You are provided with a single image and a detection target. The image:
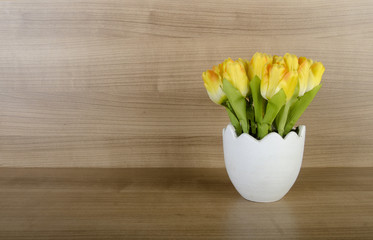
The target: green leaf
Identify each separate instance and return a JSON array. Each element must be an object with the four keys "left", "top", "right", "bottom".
[
  {"left": 257, "top": 123, "right": 269, "bottom": 139},
  {"left": 225, "top": 104, "right": 242, "bottom": 135},
  {"left": 256, "top": 89, "right": 286, "bottom": 139},
  {"left": 283, "top": 85, "right": 322, "bottom": 135},
  {"left": 276, "top": 102, "right": 291, "bottom": 137},
  {"left": 222, "top": 78, "right": 248, "bottom": 133},
  {"left": 275, "top": 84, "right": 299, "bottom": 133},
  {"left": 263, "top": 89, "right": 286, "bottom": 125},
  {"left": 275, "top": 105, "right": 285, "bottom": 130},
  {"left": 275, "top": 85, "right": 299, "bottom": 137}
]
